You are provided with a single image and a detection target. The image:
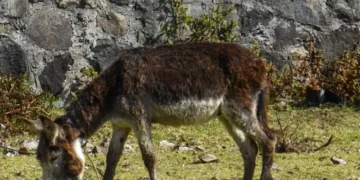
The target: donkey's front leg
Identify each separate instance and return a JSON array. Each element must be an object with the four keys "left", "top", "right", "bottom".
[
  {"left": 104, "top": 125, "right": 131, "bottom": 180},
  {"left": 134, "top": 120, "right": 158, "bottom": 180}
]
